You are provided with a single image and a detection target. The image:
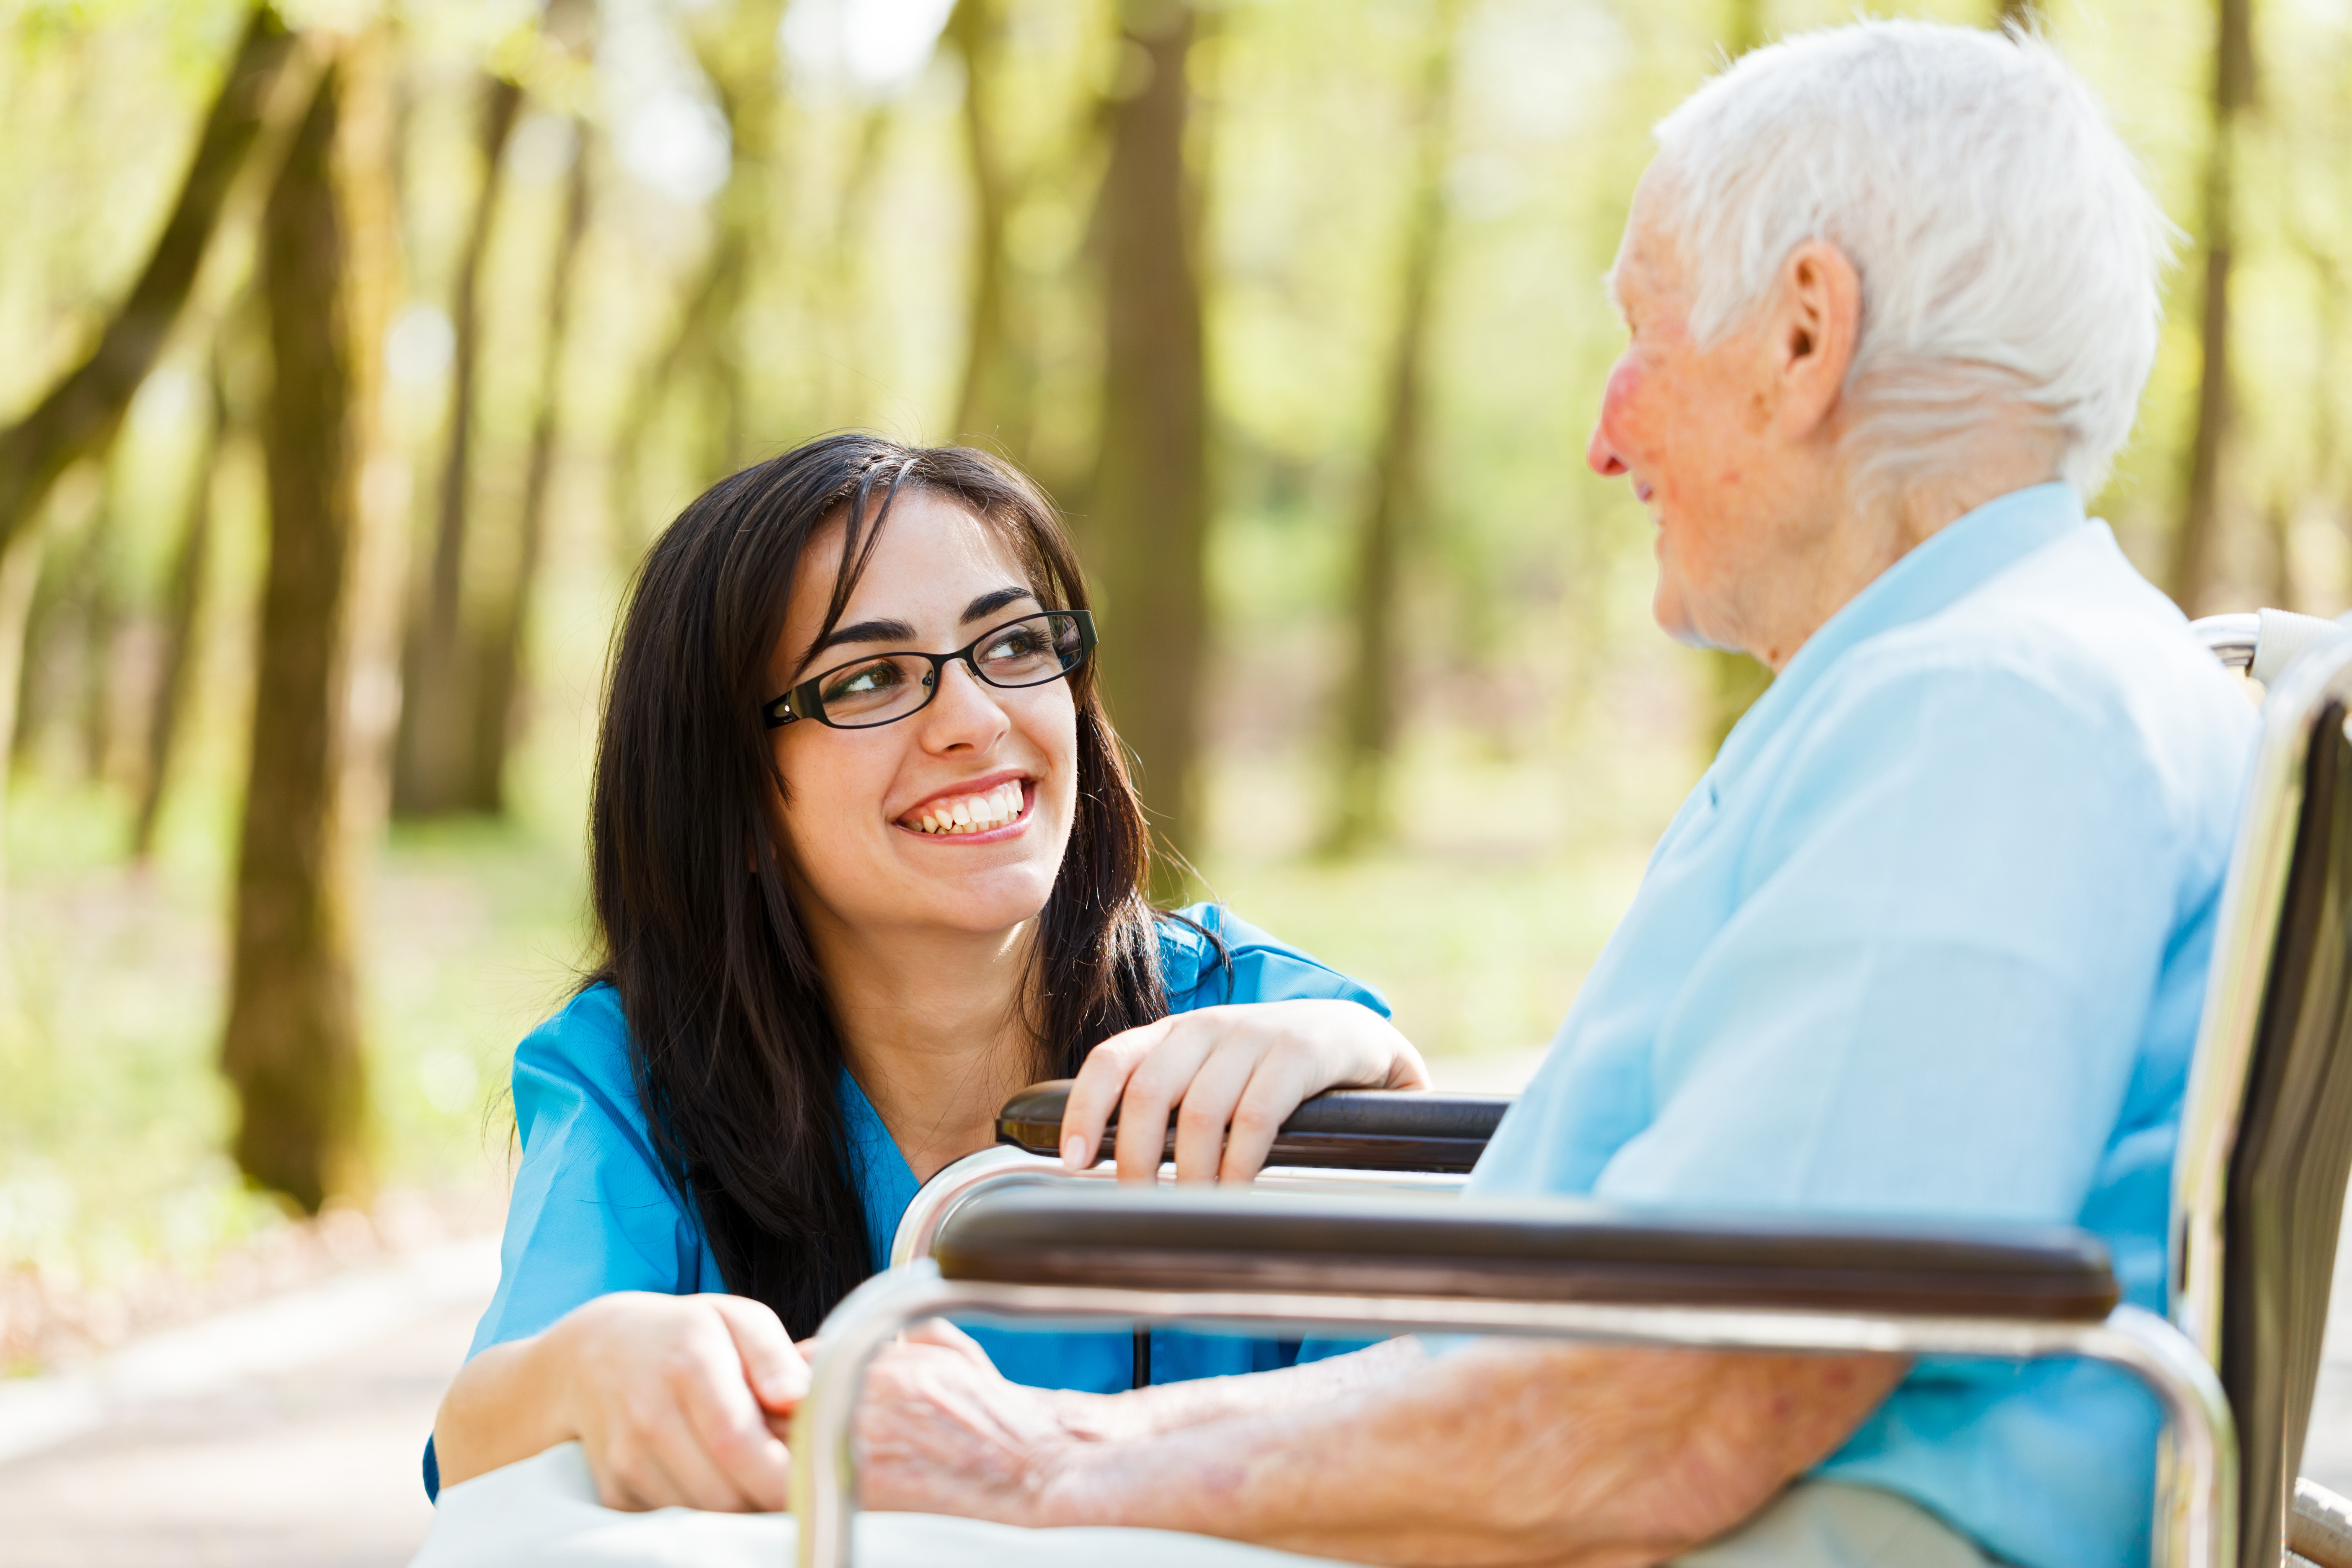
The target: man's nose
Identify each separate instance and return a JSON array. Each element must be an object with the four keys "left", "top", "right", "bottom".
[{"left": 1587, "top": 421, "right": 1628, "bottom": 478}]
